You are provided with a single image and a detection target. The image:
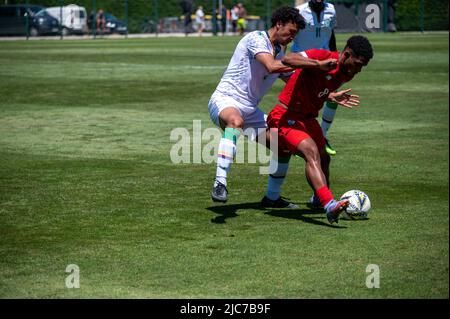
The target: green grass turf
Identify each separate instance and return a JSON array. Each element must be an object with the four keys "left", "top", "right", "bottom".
[{"left": 0, "top": 32, "right": 448, "bottom": 298}]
